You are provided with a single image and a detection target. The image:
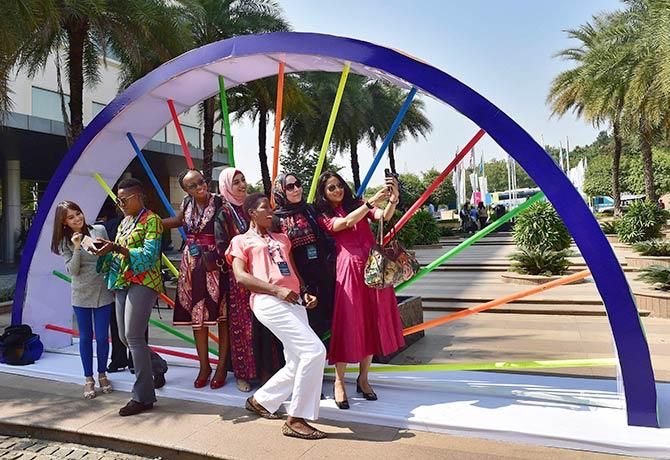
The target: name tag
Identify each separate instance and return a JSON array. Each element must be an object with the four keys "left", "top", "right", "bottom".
[
  {"left": 306, "top": 244, "right": 318, "bottom": 260},
  {"left": 110, "top": 257, "right": 122, "bottom": 273},
  {"left": 277, "top": 261, "right": 291, "bottom": 276},
  {"left": 188, "top": 243, "right": 201, "bottom": 257}
]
